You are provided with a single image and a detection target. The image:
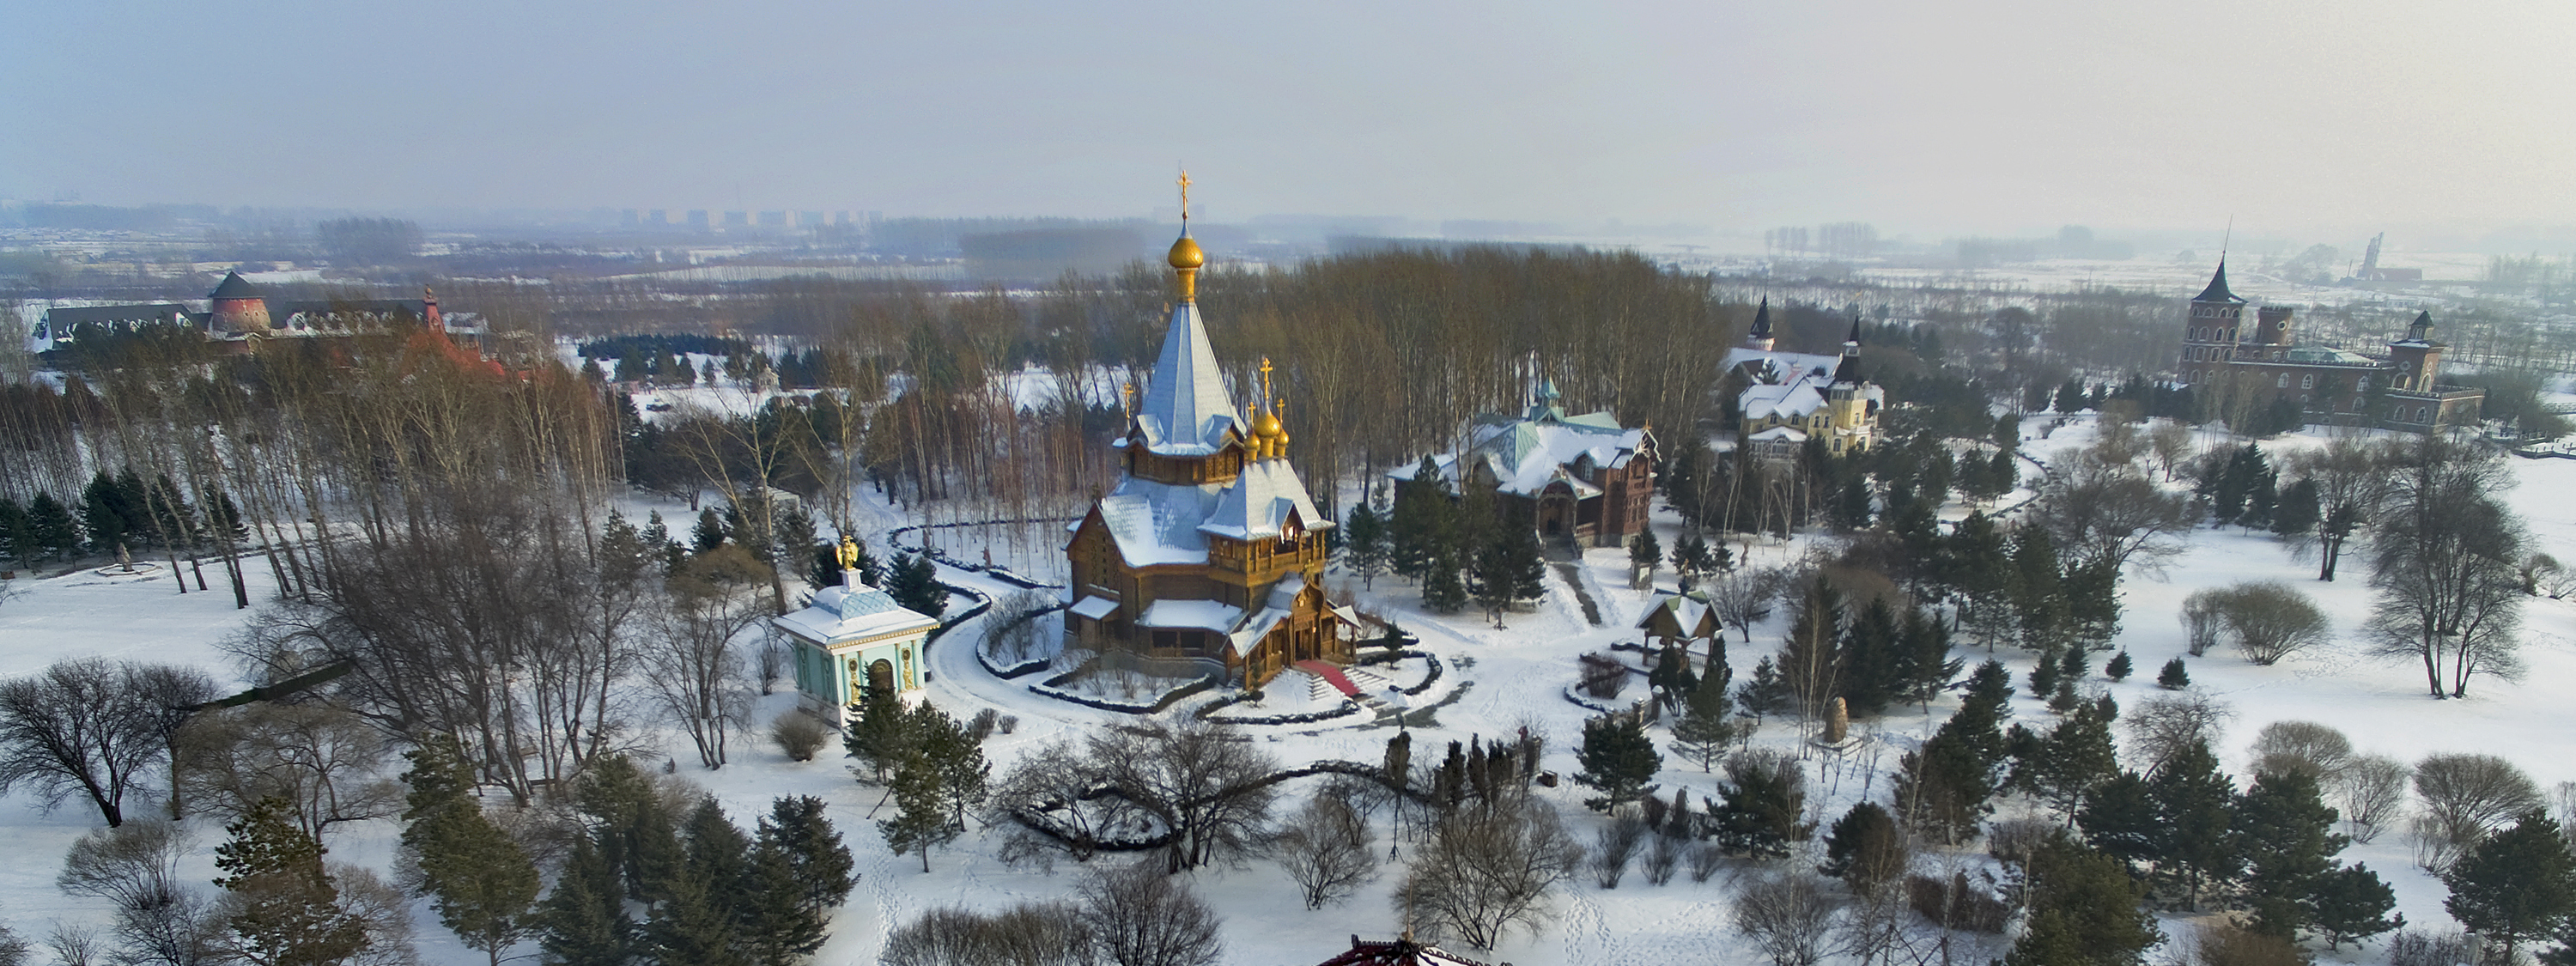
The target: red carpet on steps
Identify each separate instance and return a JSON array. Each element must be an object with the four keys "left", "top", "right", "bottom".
[{"left": 1295, "top": 660, "right": 1363, "bottom": 697}]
